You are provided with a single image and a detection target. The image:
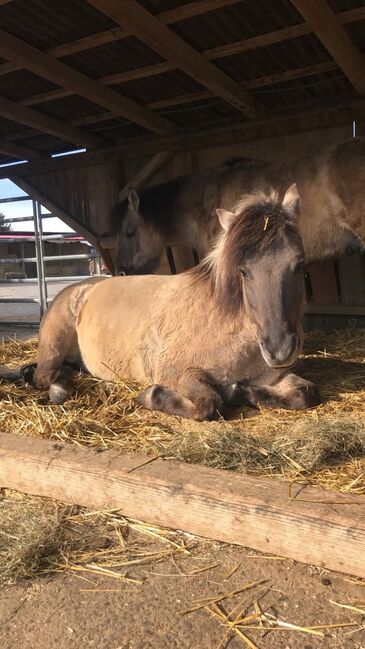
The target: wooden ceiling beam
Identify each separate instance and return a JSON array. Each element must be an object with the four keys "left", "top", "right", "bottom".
[
  {"left": 0, "top": 94, "right": 104, "bottom": 148},
  {"left": 3, "top": 59, "right": 342, "bottom": 142},
  {"left": 2, "top": 97, "right": 364, "bottom": 182},
  {"left": 0, "top": 29, "right": 175, "bottom": 135},
  {"left": 0, "top": 139, "right": 42, "bottom": 160},
  {"left": 14, "top": 6, "right": 365, "bottom": 112},
  {"left": 290, "top": 0, "right": 365, "bottom": 96},
  {"left": 86, "top": 0, "right": 266, "bottom": 118},
  {"left": 0, "top": 0, "right": 243, "bottom": 77}
]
